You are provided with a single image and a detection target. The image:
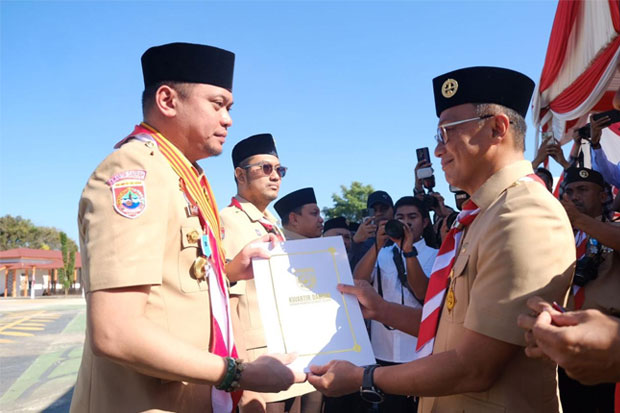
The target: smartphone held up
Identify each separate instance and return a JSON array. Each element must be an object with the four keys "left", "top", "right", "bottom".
[{"left": 416, "top": 147, "right": 433, "bottom": 180}]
